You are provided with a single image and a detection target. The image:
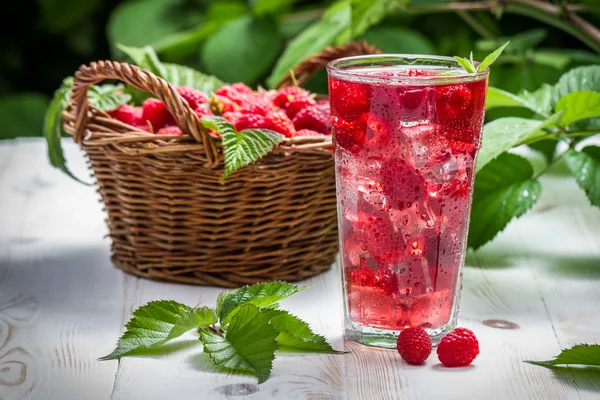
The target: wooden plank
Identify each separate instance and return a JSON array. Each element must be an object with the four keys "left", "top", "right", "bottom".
[{"left": 0, "top": 140, "right": 123, "bottom": 400}]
